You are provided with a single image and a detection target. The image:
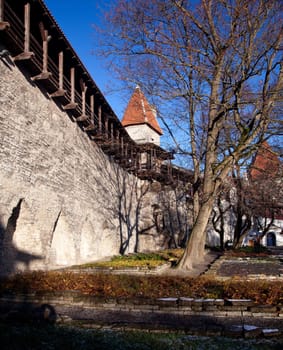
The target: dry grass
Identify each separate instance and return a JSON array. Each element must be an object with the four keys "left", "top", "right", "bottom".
[
  {"left": 0, "top": 271, "right": 282, "bottom": 305},
  {"left": 0, "top": 249, "right": 282, "bottom": 305}
]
